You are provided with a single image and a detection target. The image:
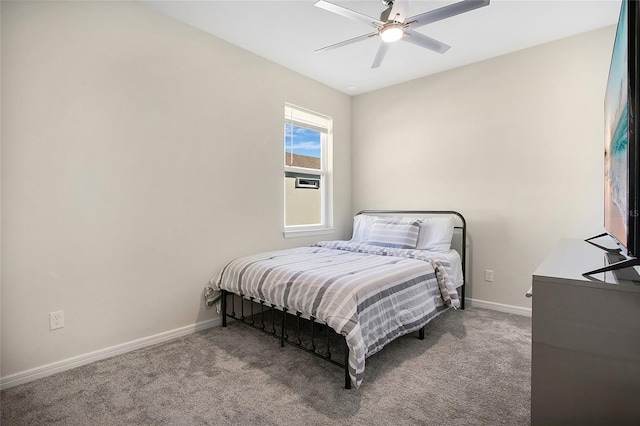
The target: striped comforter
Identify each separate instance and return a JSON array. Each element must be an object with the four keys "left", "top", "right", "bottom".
[{"left": 204, "top": 241, "right": 460, "bottom": 388}]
